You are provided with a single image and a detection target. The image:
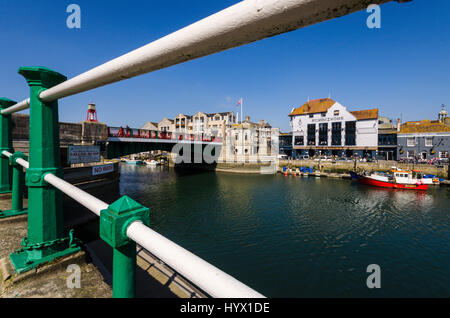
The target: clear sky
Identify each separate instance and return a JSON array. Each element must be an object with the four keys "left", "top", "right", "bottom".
[{"left": 0, "top": 0, "right": 448, "bottom": 132}]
